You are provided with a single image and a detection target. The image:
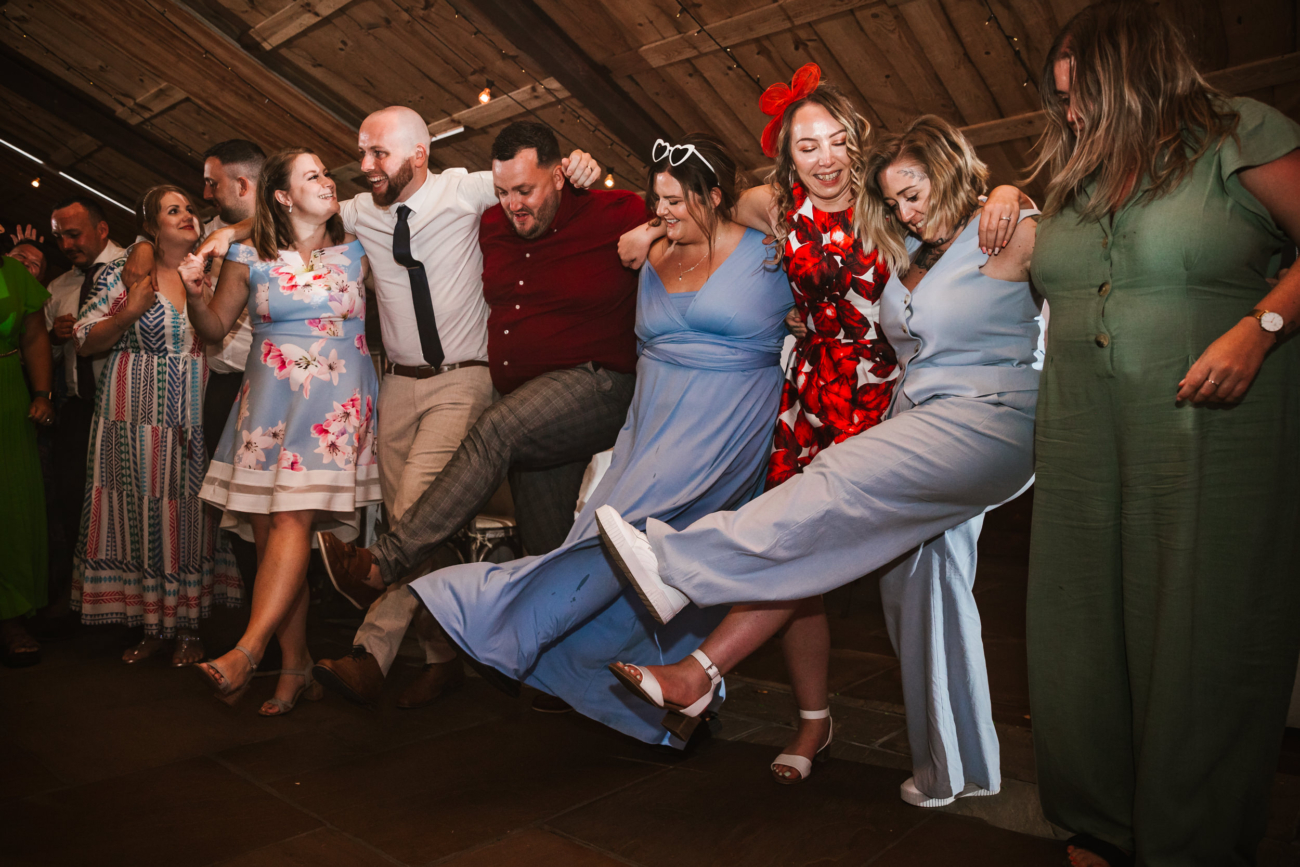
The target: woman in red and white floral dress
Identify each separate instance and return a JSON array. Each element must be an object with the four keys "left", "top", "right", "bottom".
[{"left": 621, "top": 64, "right": 1025, "bottom": 782}]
